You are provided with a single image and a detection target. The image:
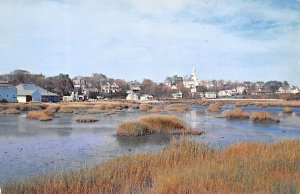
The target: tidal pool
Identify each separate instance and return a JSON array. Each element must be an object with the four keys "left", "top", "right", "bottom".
[{"left": 0, "top": 105, "right": 300, "bottom": 183}]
